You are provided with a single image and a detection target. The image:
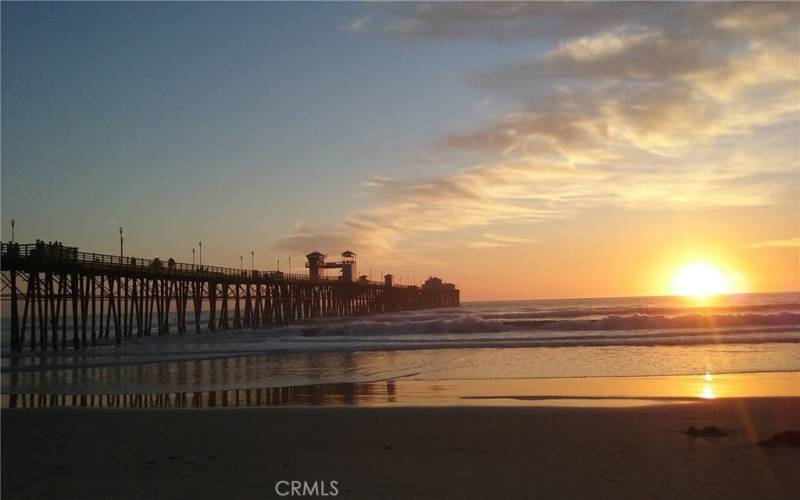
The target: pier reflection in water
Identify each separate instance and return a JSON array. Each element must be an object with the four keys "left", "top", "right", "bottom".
[
  {"left": 4, "top": 372, "right": 797, "bottom": 409},
  {"left": 3, "top": 381, "right": 398, "bottom": 409}
]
